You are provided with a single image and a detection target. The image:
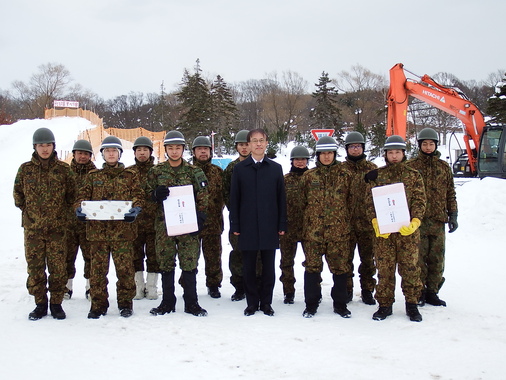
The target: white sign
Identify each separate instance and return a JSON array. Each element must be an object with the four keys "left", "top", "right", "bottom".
[
  {"left": 54, "top": 100, "right": 79, "bottom": 108},
  {"left": 371, "top": 183, "right": 411, "bottom": 234},
  {"left": 163, "top": 185, "right": 198, "bottom": 236},
  {"left": 81, "top": 200, "right": 132, "bottom": 220}
]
